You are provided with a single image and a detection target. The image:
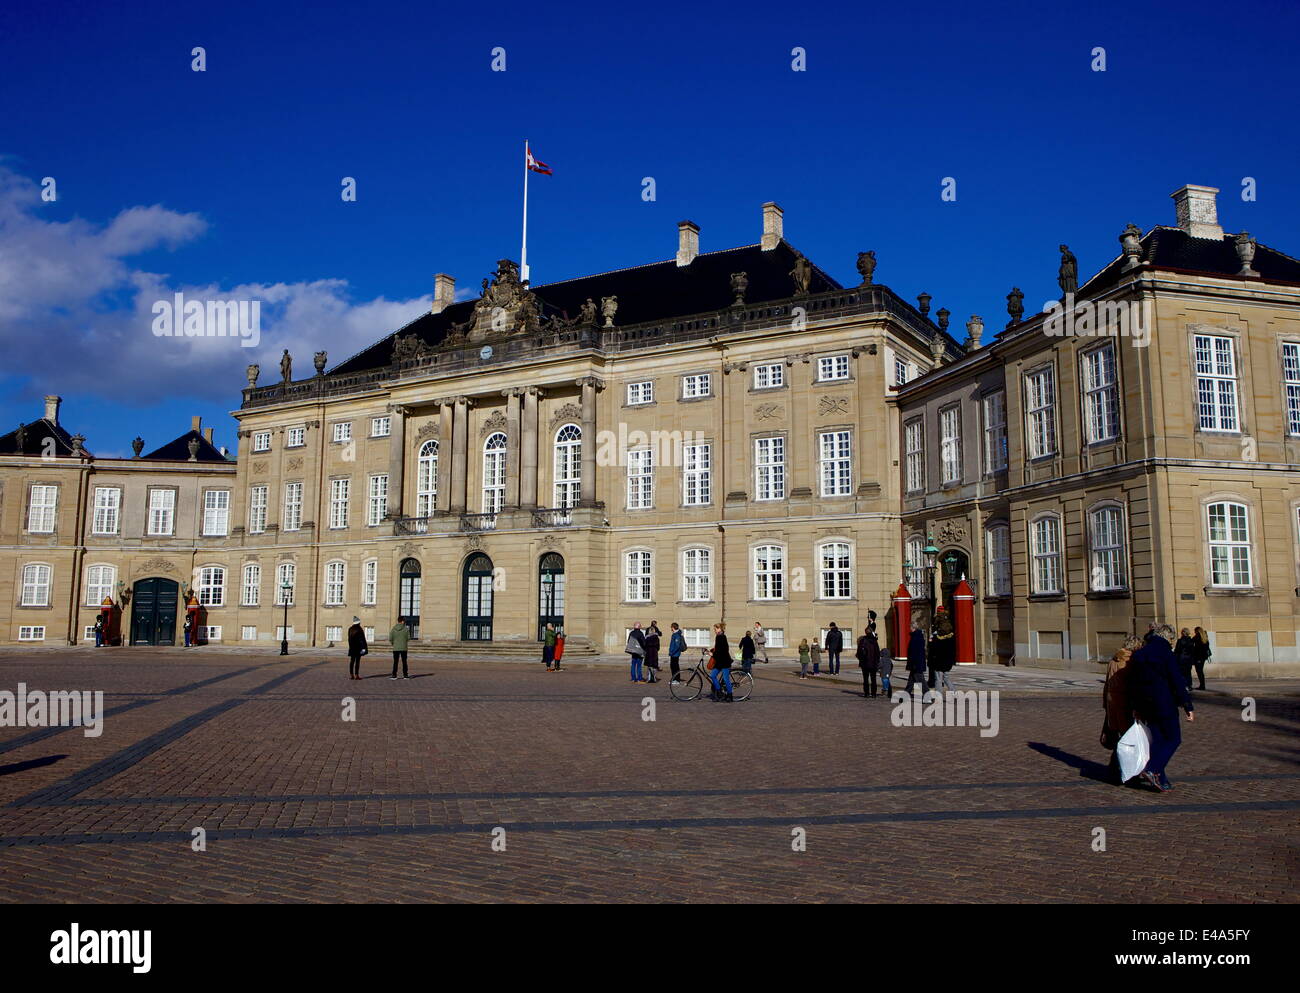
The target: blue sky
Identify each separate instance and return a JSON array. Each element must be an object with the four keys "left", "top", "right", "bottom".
[{"left": 2, "top": 0, "right": 1297, "bottom": 456}]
